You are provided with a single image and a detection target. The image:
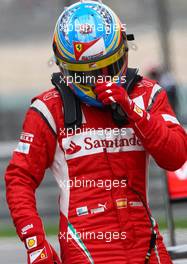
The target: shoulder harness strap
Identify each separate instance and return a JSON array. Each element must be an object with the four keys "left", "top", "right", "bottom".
[{"left": 51, "top": 72, "right": 82, "bottom": 129}]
